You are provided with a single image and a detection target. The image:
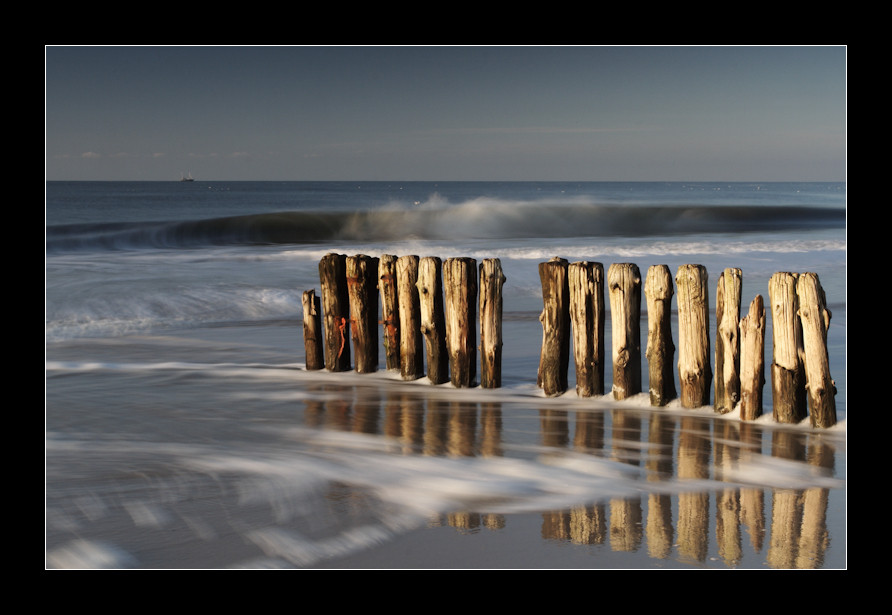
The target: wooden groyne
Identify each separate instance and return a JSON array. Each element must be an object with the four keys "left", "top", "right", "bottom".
[{"left": 303, "top": 253, "right": 837, "bottom": 428}]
